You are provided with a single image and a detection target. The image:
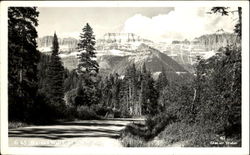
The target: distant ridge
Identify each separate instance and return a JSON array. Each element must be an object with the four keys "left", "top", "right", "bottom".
[{"left": 96, "top": 43, "right": 187, "bottom": 75}]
